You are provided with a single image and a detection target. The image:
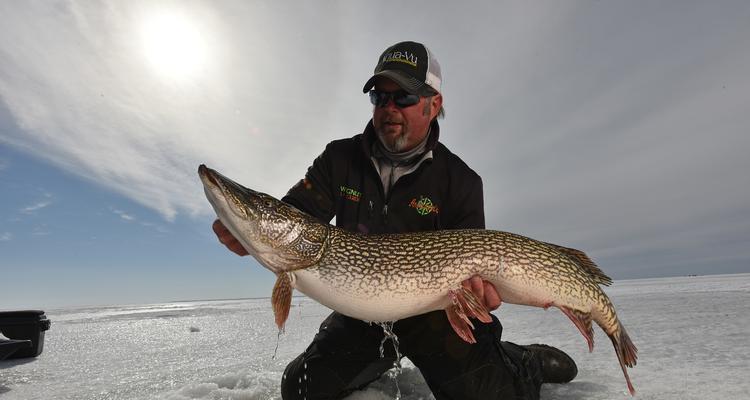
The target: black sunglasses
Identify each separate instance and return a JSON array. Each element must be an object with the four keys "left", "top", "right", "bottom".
[{"left": 369, "top": 90, "right": 421, "bottom": 108}]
